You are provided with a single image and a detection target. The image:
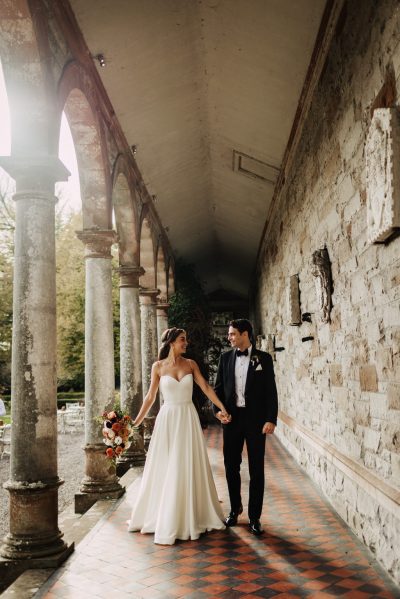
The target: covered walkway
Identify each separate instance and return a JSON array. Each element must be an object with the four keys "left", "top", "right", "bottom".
[{"left": 19, "top": 427, "right": 398, "bottom": 599}]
